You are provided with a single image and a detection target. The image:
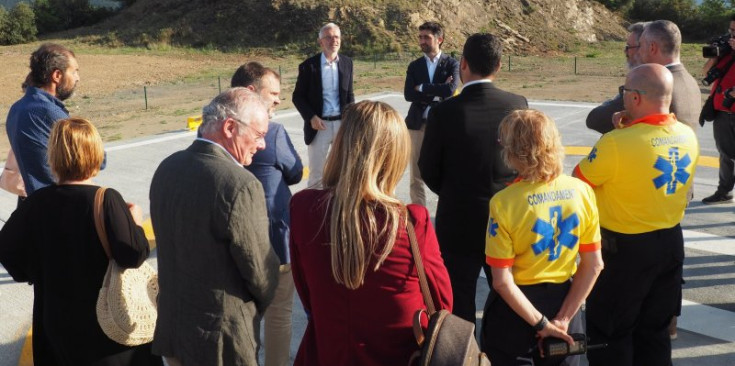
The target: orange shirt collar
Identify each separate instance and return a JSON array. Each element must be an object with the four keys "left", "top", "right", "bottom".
[{"left": 627, "top": 113, "right": 676, "bottom": 127}]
